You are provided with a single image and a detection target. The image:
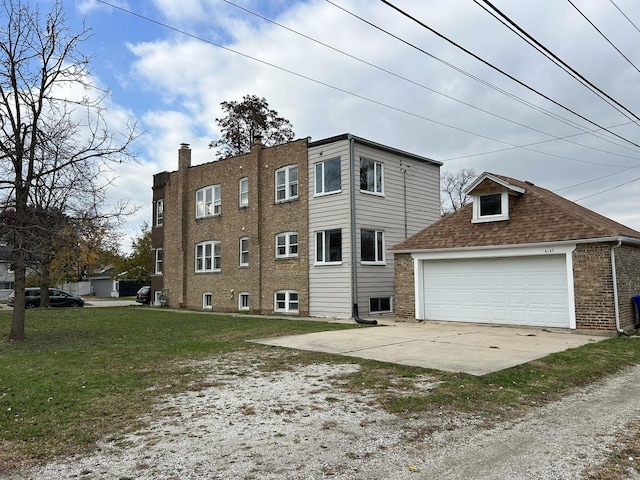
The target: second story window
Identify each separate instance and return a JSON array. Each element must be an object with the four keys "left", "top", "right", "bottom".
[
  {"left": 155, "top": 199, "right": 164, "bottom": 226},
  {"left": 275, "top": 165, "right": 298, "bottom": 202},
  {"left": 239, "top": 177, "right": 248, "bottom": 208},
  {"left": 196, "top": 185, "right": 221, "bottom": 218},
  {"left": 360, "top": 158, "right": 383, "bottom": 194},
  {"left": 276, "top": 232, "right": 298, "bottom": 258},
  {"left": 315, "top": 158, "right": 341, "bottom": 195},
  {"left": 195, "top": 241, "right": 221, "bottom": 272}
]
